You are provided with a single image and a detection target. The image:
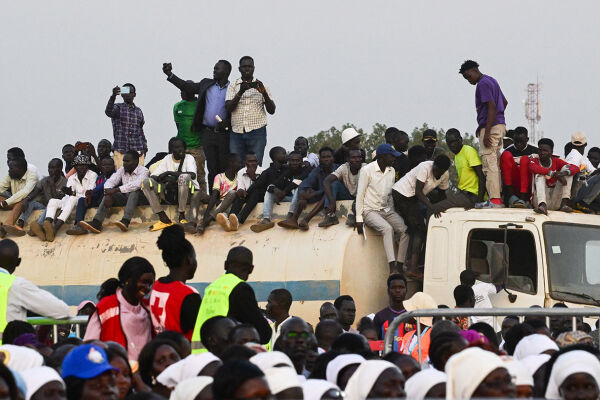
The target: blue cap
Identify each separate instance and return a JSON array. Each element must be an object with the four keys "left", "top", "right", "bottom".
[
  {"left": 61, "top": 344, "right": 117, "bottom": 379},
  {"left": 376, "top": 143, "right": 402, "bottom": 157}
]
